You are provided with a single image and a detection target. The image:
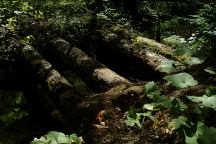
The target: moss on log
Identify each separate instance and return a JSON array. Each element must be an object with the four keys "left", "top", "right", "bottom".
[{"left": 102, "top": 31, "right": 186, "bottom": 73}]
